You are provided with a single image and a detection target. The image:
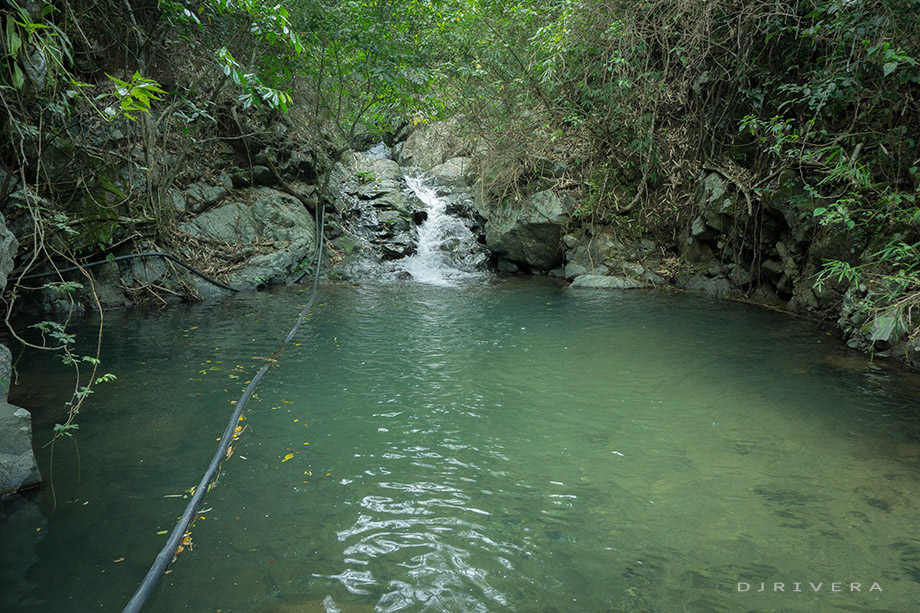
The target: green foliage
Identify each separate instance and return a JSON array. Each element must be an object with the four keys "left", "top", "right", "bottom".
[
  {"left": 102, "top": 71, "right": 166, "bottom": 120},
  {"left": 1, "top": 1, "right": 70, "bottom": 92},
  {"left": 26, "top": 317, "right": 116, "bottom": 439}
]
